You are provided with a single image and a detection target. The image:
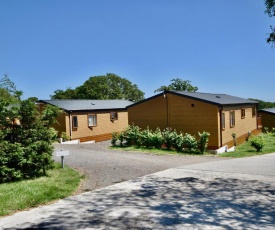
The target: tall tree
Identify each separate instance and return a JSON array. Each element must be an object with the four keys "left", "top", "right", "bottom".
[
  {"left": 0, "top": 79, "right": 61, "bottom": 183},
  {"left": 154, "top": 78, "right": 198, "bottom": 93},
  {"left": 0, "top": 74, "right": 23, "bottom": 103},
  {"left": 265, "top": 0, "right": 275, "bottom": 45},
  {"left": 51, "top": 73, "right": 145, "bottom": 102}
]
